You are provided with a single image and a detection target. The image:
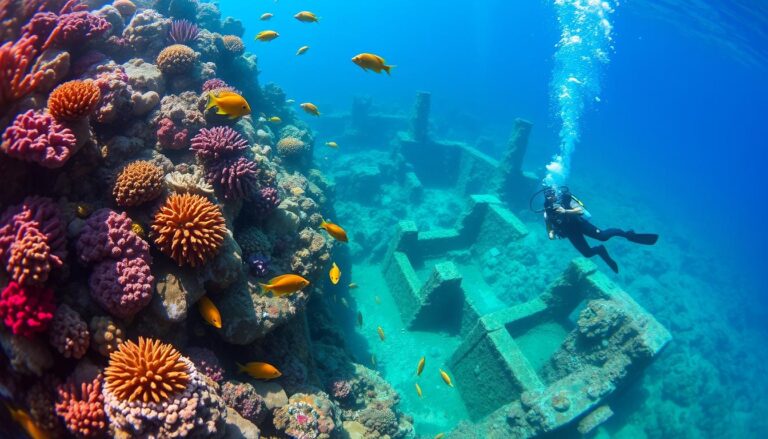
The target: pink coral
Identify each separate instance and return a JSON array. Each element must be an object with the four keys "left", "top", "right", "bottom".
[
  {"left": 205, "top": 156, "right": 258, "bottom": 200},
  {"left": 6, "top": 223, "right": 63, "bottom": 286},
  {"left": 202, "top": 78, "right": 237, "bottom": 94},
  {"left": 0, "top": 35, "right": 46, "bottom": 112},
  {"left": 45, "top": 11, "right": 111, "bottom": 49},
  {"left": 186, "top": 347, "right": 225, "bottom": 383},
  {"left": 191, "top": 126, "right": 248, "bottom": 161},
  {"left": 92, "top": 65, "right": 132, "bottom": 124},
  {"left": 55, "top": 375, "right": 107, "bottom": 438},
  {"left": 75, "top": 209, "right": 149, "bottom": 264},
  {"left": 1, "top": 109, "right": 77, "bottom": 168},
  {"left": 156, "top": 117, "right": 189, "bottom": 149},
  {"left": 49, "top": 303, "right": 89, "bottom": 359},
  {"left": 89, "top": 257, "right": 154, "bottom": 320},
  {"left": 0, "top": 281, "right": 55, "bottom": 338}
]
